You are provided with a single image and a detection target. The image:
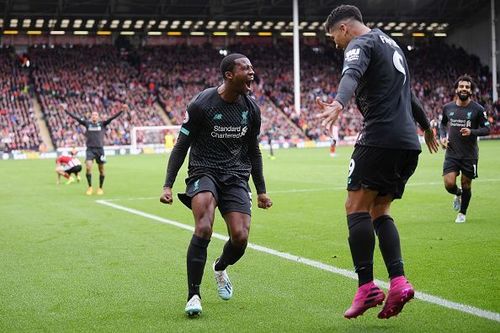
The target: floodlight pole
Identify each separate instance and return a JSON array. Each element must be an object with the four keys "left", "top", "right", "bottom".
[
  {"left": 293, "top": 0, "right": 301, "bottom": 114},
  {"left": 491, "top": 0, "right": 498, "bottom": 102}
]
